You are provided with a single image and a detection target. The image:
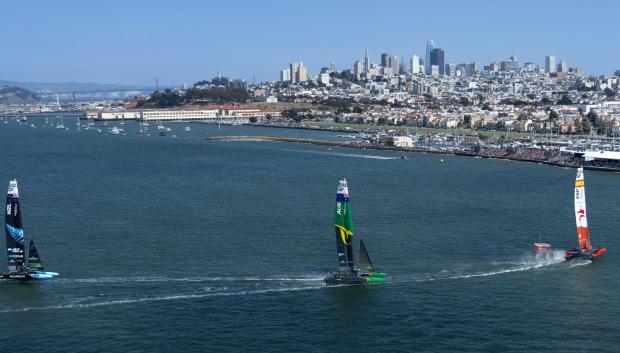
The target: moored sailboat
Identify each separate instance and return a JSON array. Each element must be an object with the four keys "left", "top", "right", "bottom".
[
  {"left": 564, "top": 167, "right": 607, "bottom": 260},
  {"left": 1, "top": 180, "right": 59, "bottom": 280},
  {"left": 324, "top": 179, "right": 386, "bottom": 285}
]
